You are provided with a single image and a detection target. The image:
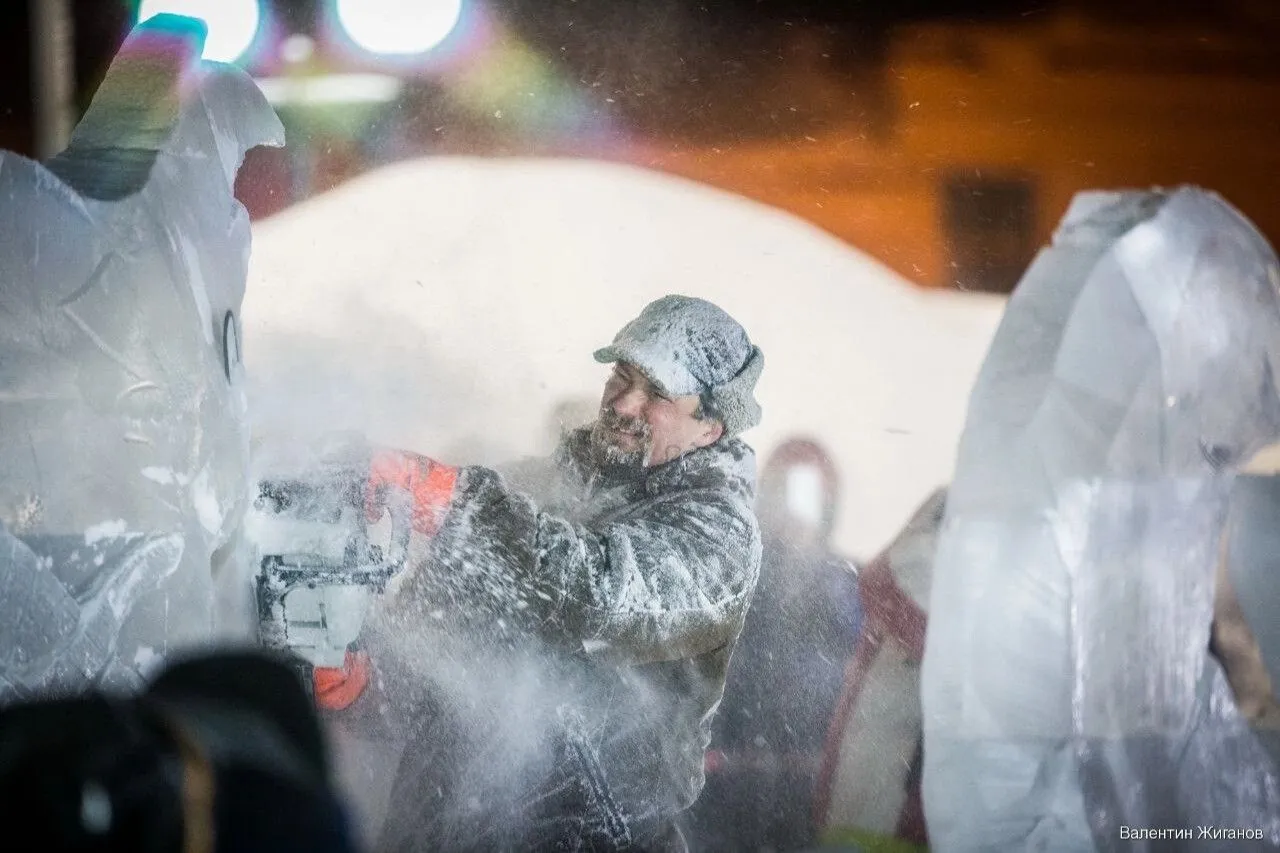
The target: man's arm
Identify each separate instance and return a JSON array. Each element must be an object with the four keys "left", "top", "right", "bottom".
[{"left": 398, "top": 465, "right": 762, "bottom": 666}]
